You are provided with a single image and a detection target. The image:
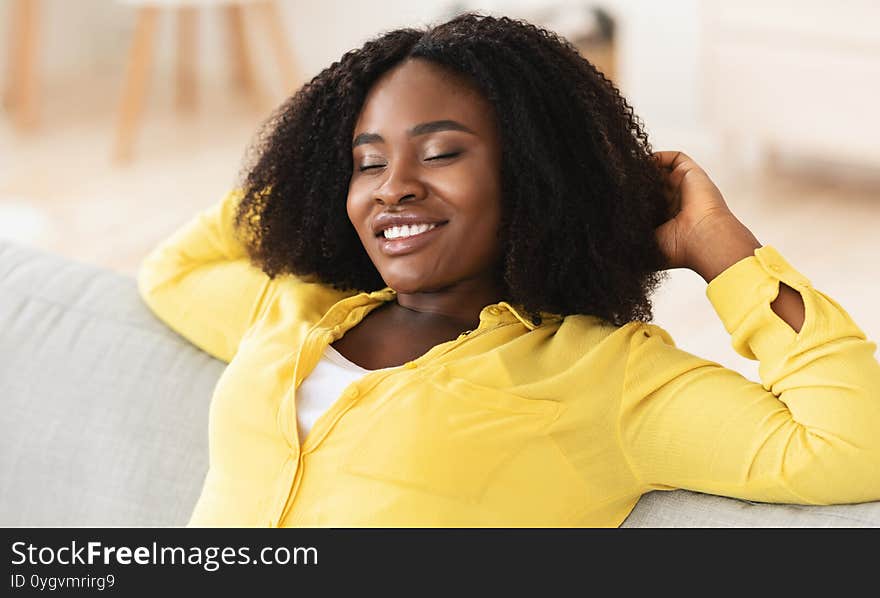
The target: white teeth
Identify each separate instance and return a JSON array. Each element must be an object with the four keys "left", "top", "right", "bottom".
[{"left": 383, "top": 223, "right": 438, "bottom": 239}]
